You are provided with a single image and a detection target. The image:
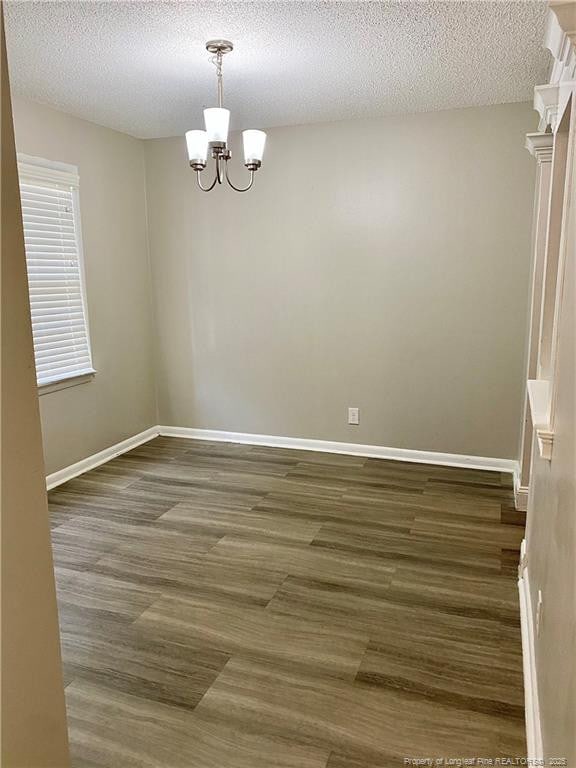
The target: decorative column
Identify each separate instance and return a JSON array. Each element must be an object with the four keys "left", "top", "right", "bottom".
[
  {"left": 515, "top": 0, "right": 574, "bottom": 509},
  {"left": 515, "top": 133, "right": 554, "bottom": 510},
  {"left": 516, "top": 4, "right": 575, "bottom": 764},
  {"left": 523, "top": 0, "right": 576, "bottom": 471}
]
